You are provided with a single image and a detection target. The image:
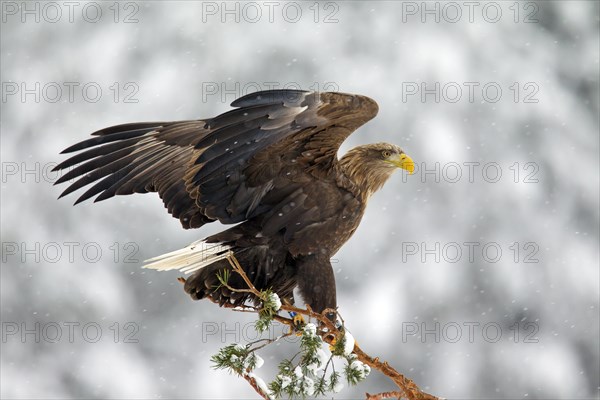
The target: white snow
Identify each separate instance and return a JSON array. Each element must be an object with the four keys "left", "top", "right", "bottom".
[
  {"left": 293, "top": 365, "right": 303, "bottom": 378},
  {"left": 333, "top": 380, "right": 344, "bottom": 393},
  {"left": 242, "top": 352, "right": 264, "bottom": 372},
  {"left": 306, "top": 348, "right": 329, "bottom": 374},
  {"left": 253, "top": 354, "right": 264, "bottom": 369},
  {"left": 349, "top": 360, "right": 371, "bottom": 380},
  {"left": 278, "top": 375, "right": 292, "bottom": 389},
  {"left": 268, "top": 293, "right": 282, "bottom": 311},
  {"left": 303, "top": 323, "right": 317, "bottom": 338},
  {"left": 301, "top": 376, "right": 315, "bottom": 396},
  {"left": 233, "top": 343, "right": 245, "bottom": 352},
  {"left": 343, "top": 331, "right": 356, "bottom": 355}
]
